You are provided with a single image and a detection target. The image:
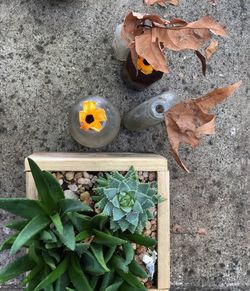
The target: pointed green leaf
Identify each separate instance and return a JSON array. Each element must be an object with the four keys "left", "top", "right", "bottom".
[
  {"left": 28, "top": 242, "right": 41, "bottom": 264},
  {"left": 59, "top": 199, "right": 92, "bottom": 214},
  {"left": 102, "top": 202, "right": 113, "bottom": 216},
  {"left": 34, "top": 256, "right": 69, "bottom": 291},
  {"left": 126, "top": 212, "right": 139, "bottom": 227},
  {"left": 115, "top": 269, "right": 146, "bottom": 289},
  {"left": 75, "top": 243, "right": 90, "bottom": 256},
  {"left": 51, "top": 213, "right": 63, "bottom": 235},
  {"left": 106, "top": 278, "right": 123, "bottom": 291},
  {"left": 119, "top": 232, "right": 157, "bottom": 247},
  {"left": 111, "top": 196, "right": 120, "bottom": 208},
  {"left": 89, "top": 275, "right": 99, "bottom": 289},
  {"left": 0, "top": 255, "right": 35, "bottom": 283},
  {"left": 69, "top": 255, "right": 92, "bottom": 291},
  {"left": 118, "top": 220, "right": 129, "bottom": 232},
  {"left": 118, "top": 282, "right": 145, "bottom": 291},
  {"left": 96, "top": 177, "right": 108, "bottom": 186},
  {"left": 28, "top": 158, "right": 56, "bottom": 212},
  {"left": 108, "top": 177, "right": 121, "bottom": 188},
  {"left": 81, "top": 250, "right": 107, "bottom": 276},
  {"left": 125, "top": 166, "right": 137, "bottom": 180},
  {"left": 0, "top": 198, "right": 45, "bottom": 219},
  {"left": 112, "top": 208, "right": 125, "bottom": 221},
  {"left": 42, "top": 251, "right": 56, "bottom": 270},
  {"left": 129, "top": 259, "right": 148, "bottom": 279},
  {"left": 104, "top": 188, "right": 118, "bottom": 200},
  {"left": 99, "top": 272, "right": 113, "bottom": 291},
  {"left": 113, "top": 172, "right": 124, "bottom": 181},
  {"left": 118, "top": 181, "right": 130, "bottom": 192},
  {"left": 47, "top": 249, "right": 60, "bottom": 264},
  {"left": 55, "top": 272, "right": 69, "bottom": 291},
  {"left": 104, "top": 245, "right": 116, "bottom": 263},
  {"left": 90, "top": 243, "right": 109, "bottom": 272},
  {"left": 91, "top": 214, "right": 108, "bottom": 229},
  {"left": 10, "top": 214, "right": 50, "bottom": 255},
  {"left": 93, "top": 229, "right": 127, "bottom": 246},
  {"left": 21, "top": 264, "right": 43, "bottom": 286},
  {"left": 67, "top": 213, "right": 91, "bottom": 232},
  {"left": 110, "top": 255, "right": 129, "bottom": 273},
  {"left": 42, "top": 171, "right": 64, "bottom": 202},
  {"left": 75, "top": 230, "right": 90, "bottom": 242},
  {"left": 57, "top": 222, "right": 75, "bottom": 251},
  {"left": 123, "top": 242, "right": 134, "bottom": 265}
]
